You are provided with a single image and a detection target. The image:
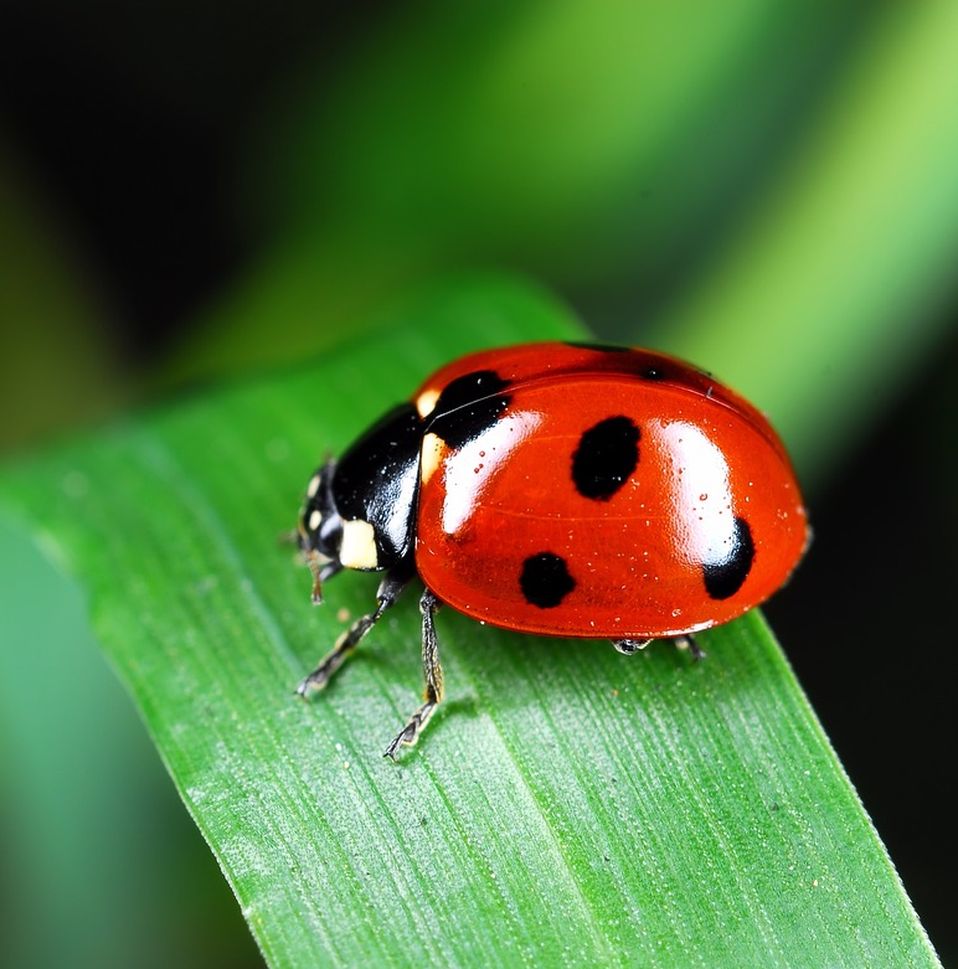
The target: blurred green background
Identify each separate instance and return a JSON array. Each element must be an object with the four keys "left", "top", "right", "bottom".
[{"left": 1, "top": 2, "right": 955, "bottom": 966}]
